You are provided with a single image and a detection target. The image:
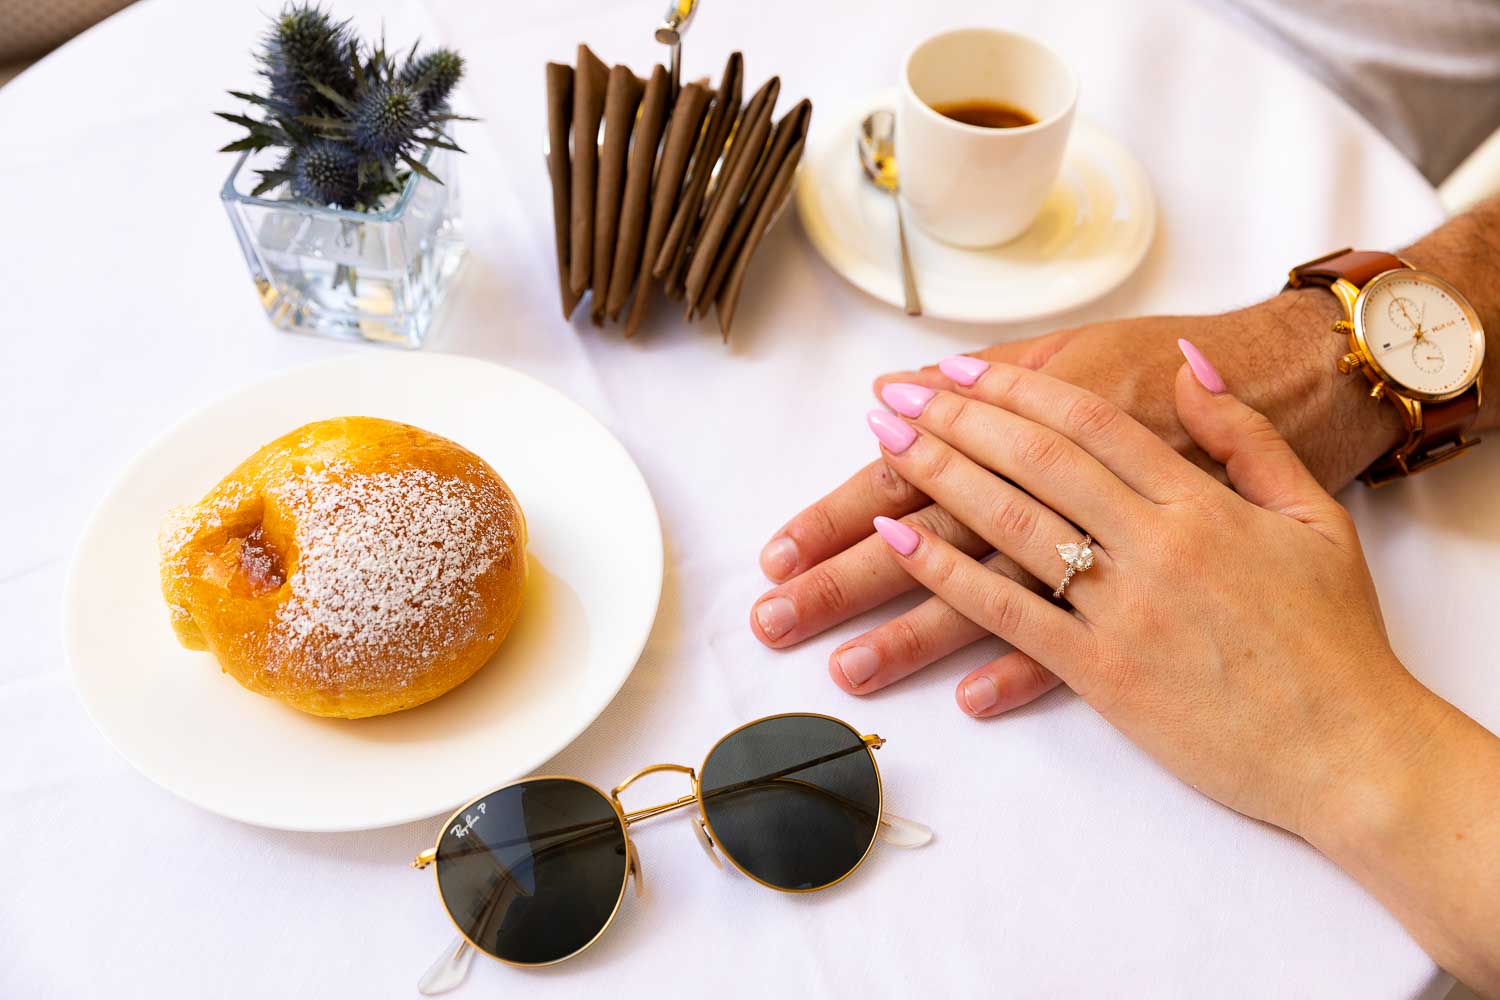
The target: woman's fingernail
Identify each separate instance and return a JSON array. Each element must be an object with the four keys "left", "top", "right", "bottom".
[
  {"left": 880, "top": 382, "right": 936, "bottom": 418},
  {"left": 1177, "top": 339, "right": 1226, "bottom": 394},
  {"left": 754, "top": 596, "right": 797, "bottom": 640},
  {"left": 835, "top": 646, "right": 880, "bottom": 688},
  {"left": 960, "top": 676, "right": 999, "bottom": 715},
  {"left": 760, "top": 536, "right": 798, "bottom": 580},
  {"left": 938, "top": 355, "right": 990, "bottom": 386},
  {"left": 867, "top": 410, "right": 918, "bottom": 453},
  {"left": 872, "top": 516, "right": 919, "bottom": 556}
]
